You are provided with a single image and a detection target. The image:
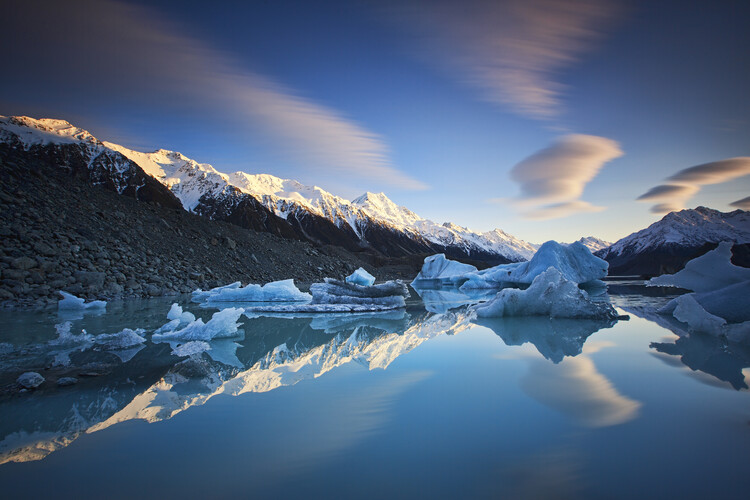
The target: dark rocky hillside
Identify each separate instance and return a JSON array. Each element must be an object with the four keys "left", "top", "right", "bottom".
[{"left": 0, "top": 153, "right": 402, "bottom": 309}]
